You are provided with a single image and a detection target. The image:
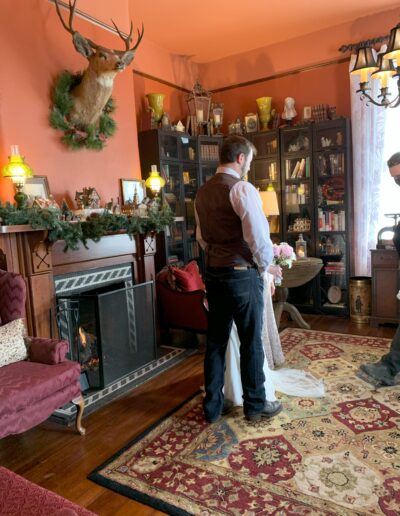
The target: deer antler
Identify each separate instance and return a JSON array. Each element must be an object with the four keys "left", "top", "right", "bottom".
[
  {"left": 111, "top": 20, "right": 145, "bottom": 53},
  {"left": 54, "top": 0, "right": 77, "bottom": 35}
]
